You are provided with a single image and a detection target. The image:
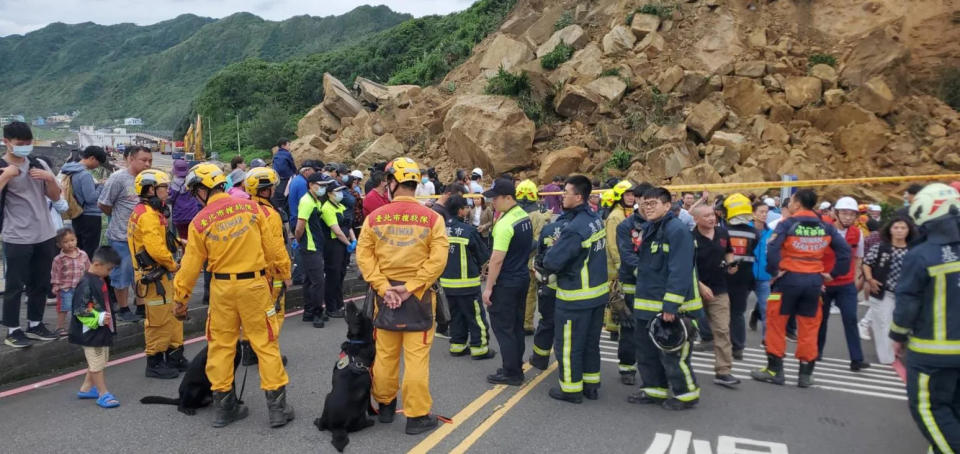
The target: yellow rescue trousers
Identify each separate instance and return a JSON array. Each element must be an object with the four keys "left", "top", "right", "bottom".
[
  {"left": 241, "top": 279, "right": 286, "bottom": 342},
  {"left": 206, "top": 275, "right": 288, "bottom": 392},
  {"left": 524, "top": 271, "right": 537, "bottom": 331},
  {"left": 372, "top": 326, "right": 435, "bottom": 418},
  {"left": 140, "top": 273, "right": 184, "bottom": 356}
]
